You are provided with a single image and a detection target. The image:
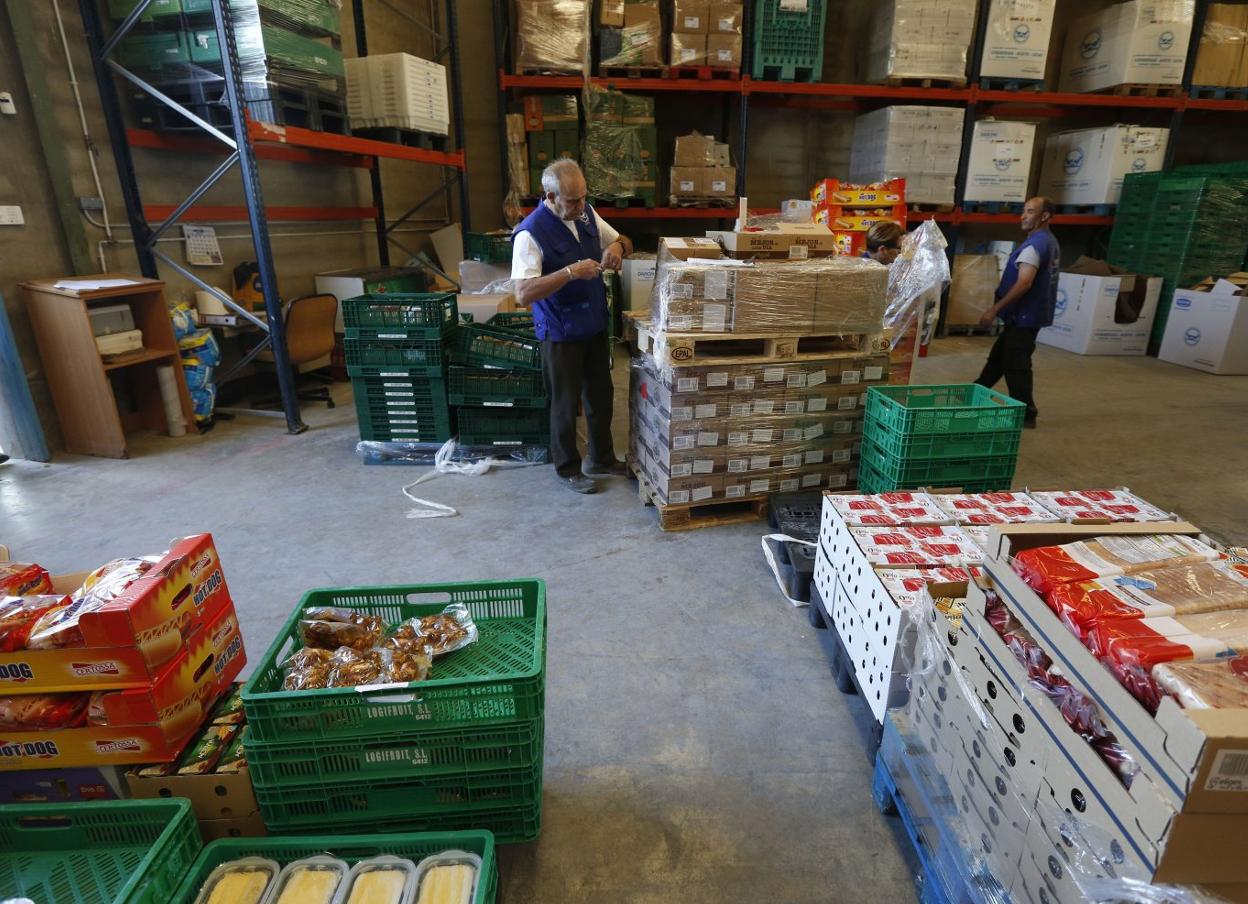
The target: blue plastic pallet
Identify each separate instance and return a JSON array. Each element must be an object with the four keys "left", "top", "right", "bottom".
[
  {"left": 978, "top": 77, "right": 1043, "bottom": 92},
  {"left": 1054, "top": 203, "right": 1114, "bottom": 216},
  {"left": 961, "top": 201, "right": 1023, "bottom": 215}
]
